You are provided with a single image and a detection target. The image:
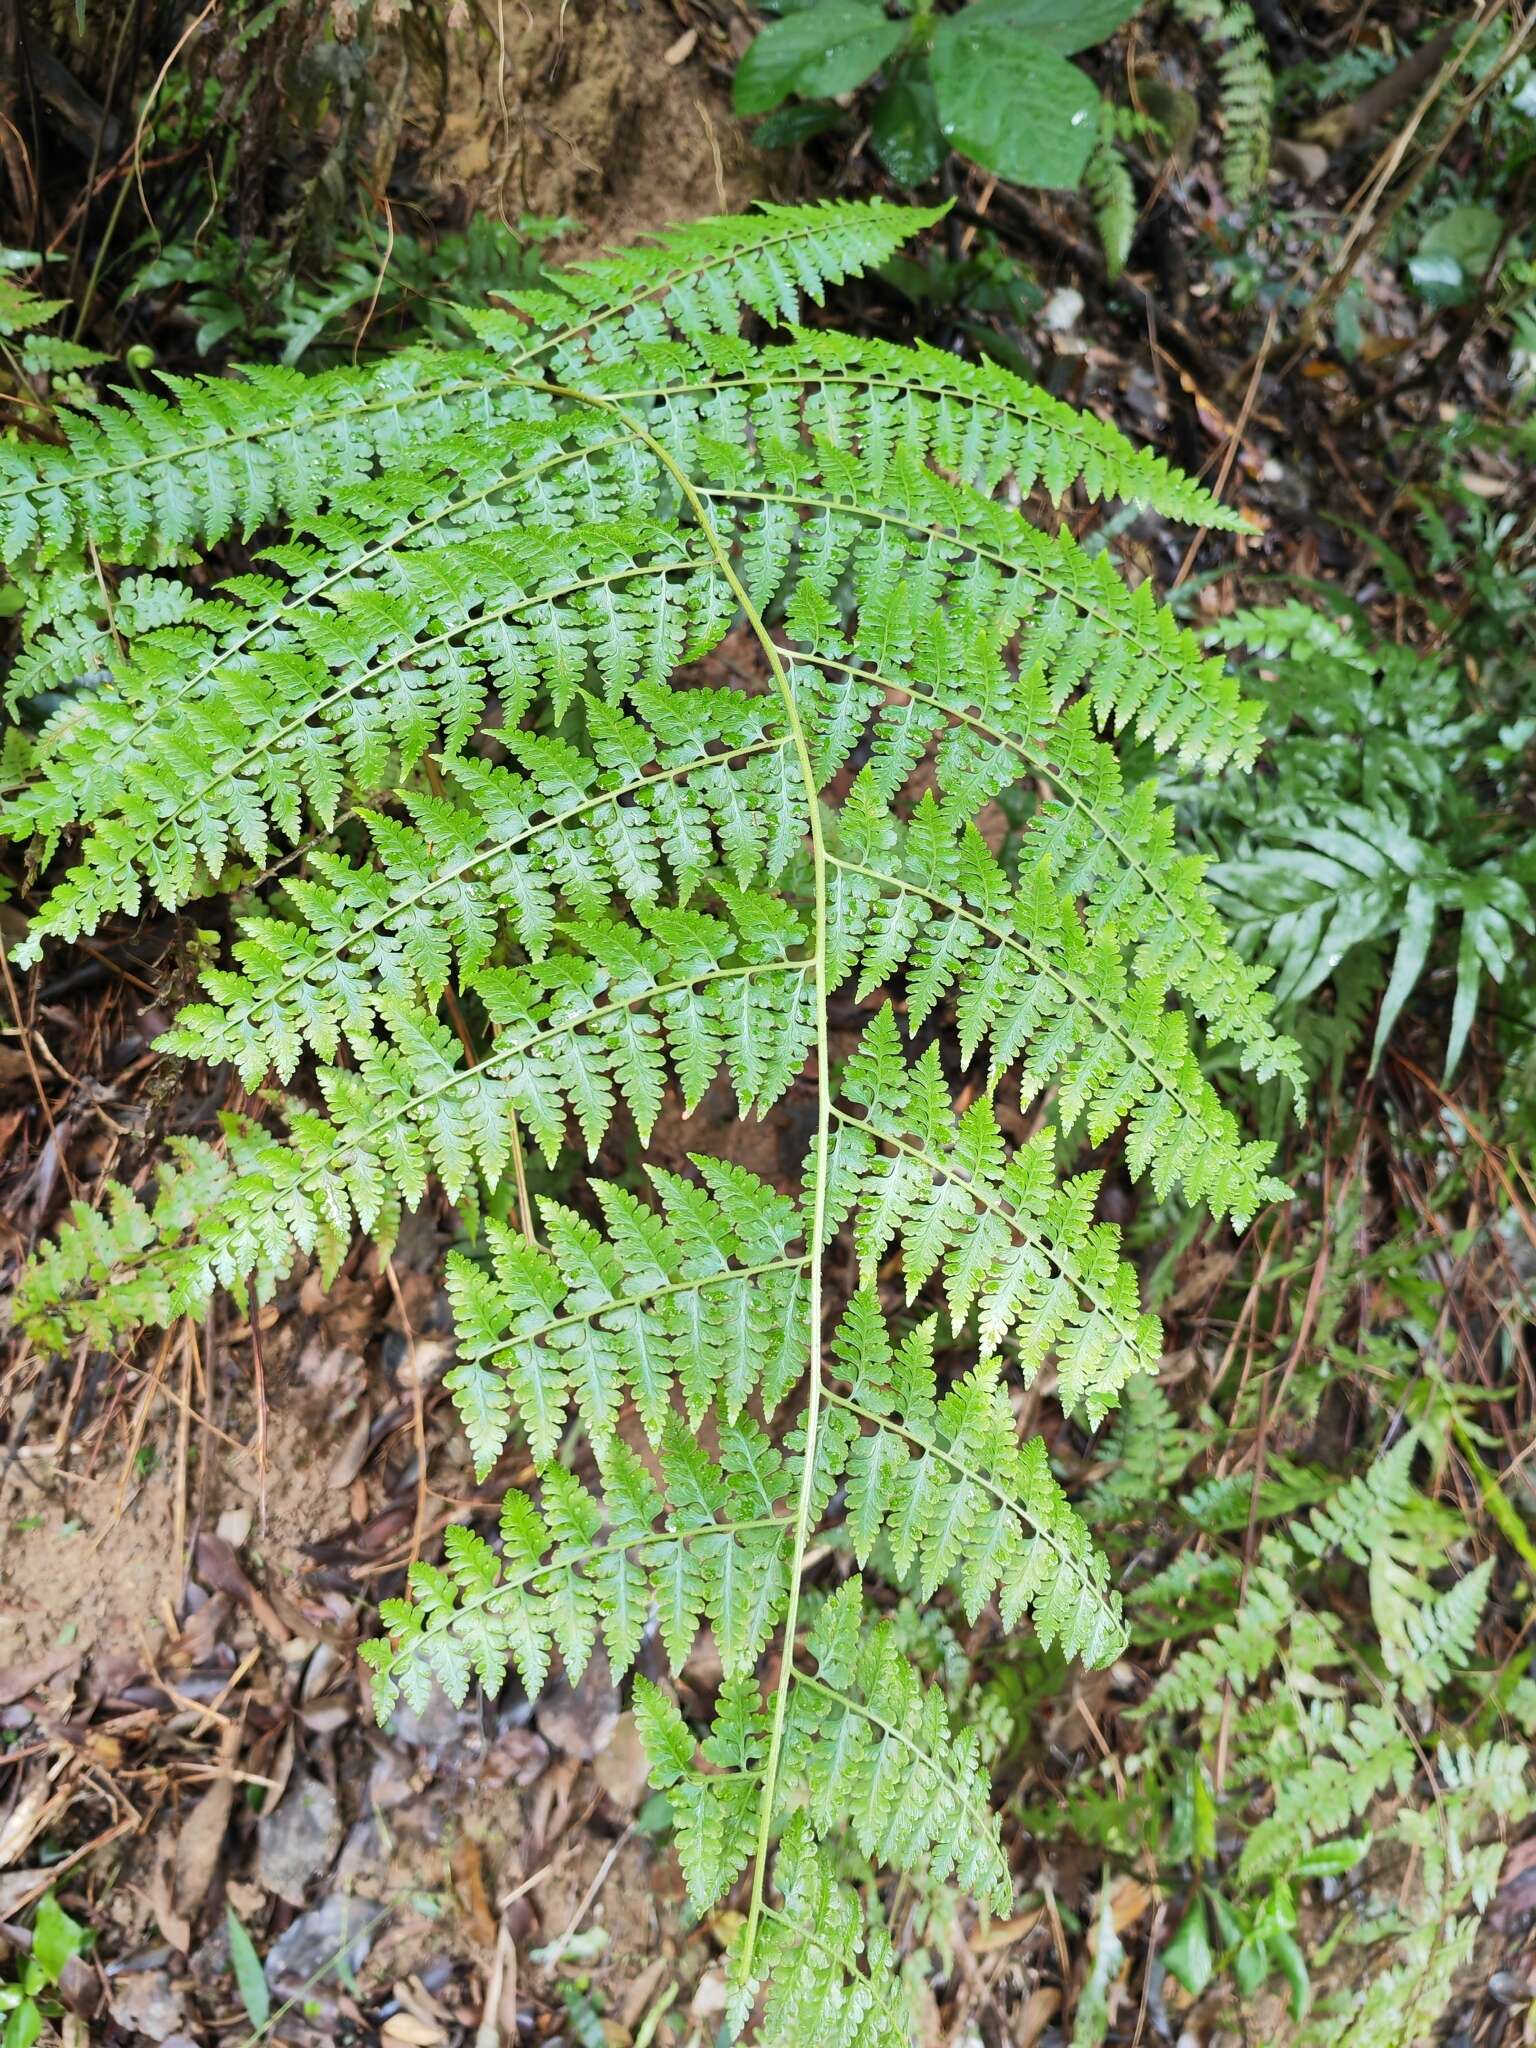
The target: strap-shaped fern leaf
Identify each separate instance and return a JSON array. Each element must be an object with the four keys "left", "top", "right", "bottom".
[{"left": 10, "top": 202, "right": 1297, "bottom": 2030}]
